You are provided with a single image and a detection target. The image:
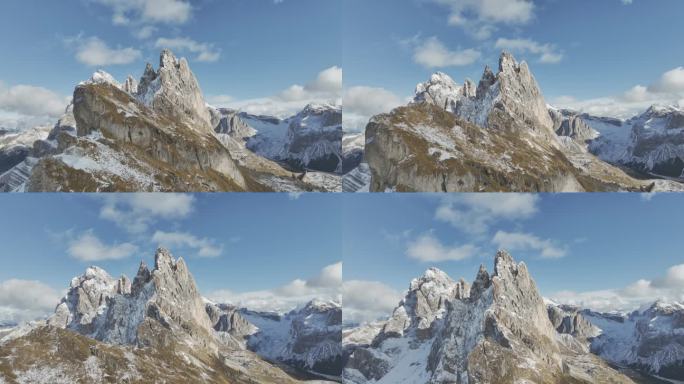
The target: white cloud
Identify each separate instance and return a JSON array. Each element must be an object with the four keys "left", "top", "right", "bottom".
[
  {"left": 207, "top": 262, "right": 342, "bottom": 313},
  {"left": 621, "top": 0, "right": 633, "bottom": 4},
  {"left": 492, "top": 230, "right": 567, "bottom": 259},
  {"left": 151, "top": 230, "right": 222, "bottom": 258},
  {"left": 0, "top": 82, "right": 68, "bottom": 129},
  {"left": 412, "top": 37, "right": 481, "bottom": 68},
  {"left": 98, "top": 194, "right": 195, "bottom": 234},
  {"left": 223, "top": 67, "right": 342, "bottom": 117},
  {"left": 343, "top": 86, "right": 404, "bottom": 132},
  {"left": 277, "top": 66, "right": 342, "bottom": 102},
  {"left": 67, "top": 36, "right": 142, "bottom": 67},
  {"left": 0, "top": 279, "right": 61, "bottom": 324},
  {"left": 343, "top": 280, "right": 402, "bottom": 324},
  {"left": 648, "top": 67, "right": 684, "bottom": 93},
  {"left": 433, "top": 0, "right": 535, "bottom": 39},
  {"left": 550, "top": 263, "right": 684, "bottom": 312},
  {"left": 552, "top": 66, "right": 684, "bottom": 119},
  {"left": 91, "top": 0, "right": 193, "bottom": 25},
  {"left": 288, "top": 192, "right": 303, "bottom": 200},
  {"left": 435, "top": 194, "right": 539, "bottom": 234},
  {"left": 406, "top": 233, "right": 478, "bottom": 262},
  {"left": 68, "top": 230, "right": 138, "bottom": 261},
  {"left": 155, "top": 37, "right": 220, "bottom": 63},
  {"left": 494, "top": 38, "right": 563, "bottom": 64},
  {"left": 134, "top": 25, "right": 157, "bottom": 39}
]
